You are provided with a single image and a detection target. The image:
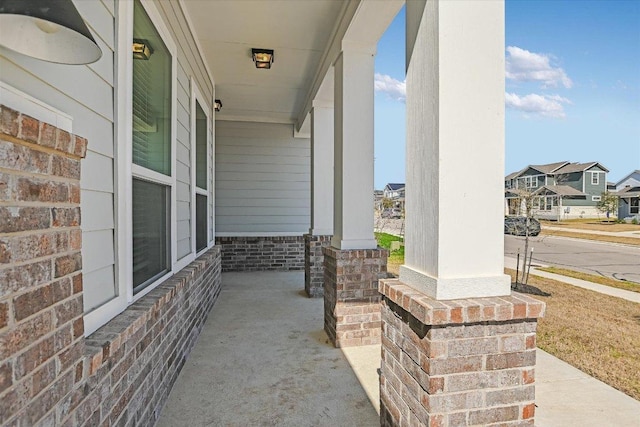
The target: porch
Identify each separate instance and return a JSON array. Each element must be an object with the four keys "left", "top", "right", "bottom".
[{"left": 158, "top": 272, "right": 640, "bottom": 426}]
